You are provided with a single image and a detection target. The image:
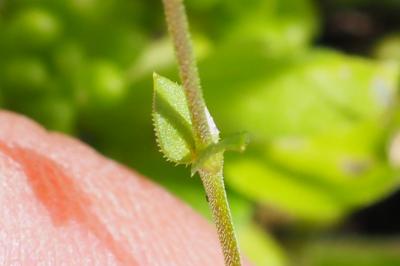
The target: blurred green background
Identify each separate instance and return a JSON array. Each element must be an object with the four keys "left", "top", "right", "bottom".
[{"left": 1, "top": 0, "right": 400, "bottom": 265}]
